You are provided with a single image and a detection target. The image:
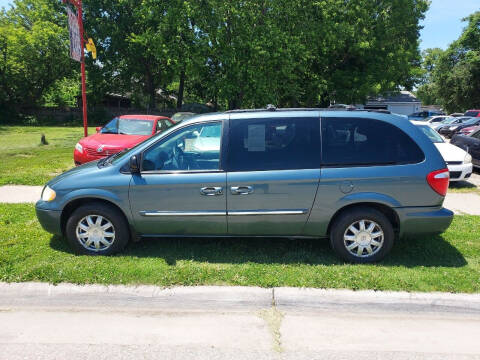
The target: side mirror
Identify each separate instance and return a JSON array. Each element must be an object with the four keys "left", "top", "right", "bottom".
[
  {"left": 96, "top": 126, "right": 102, "bottom": 133},
  {"left": 129, "top": 155, "right": 140, "bottom": 173}
]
